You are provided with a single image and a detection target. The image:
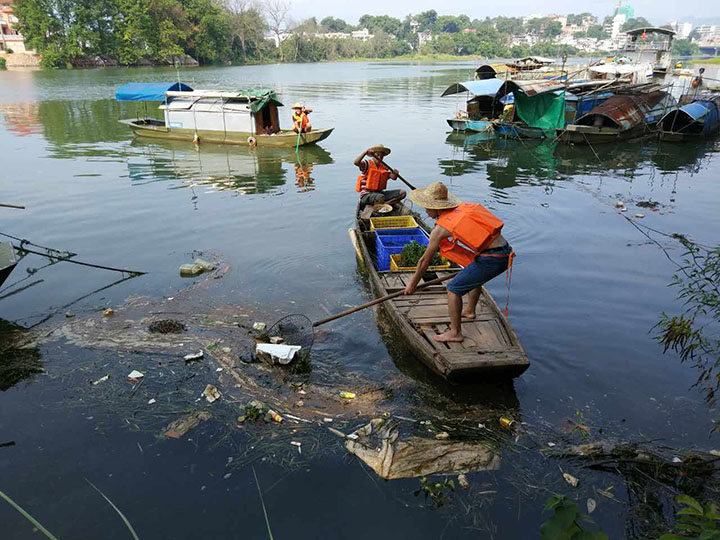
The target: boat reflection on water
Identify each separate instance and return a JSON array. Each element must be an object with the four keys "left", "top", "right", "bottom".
[
  {"left": 0, "top": 319, "right": 43, "bottom": 392},
  {"left": 444, "top": 131, "right": 716, "bottom": 186},
  {"left": 126, "top": 138, "right": 333, "bottom": 195}
]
